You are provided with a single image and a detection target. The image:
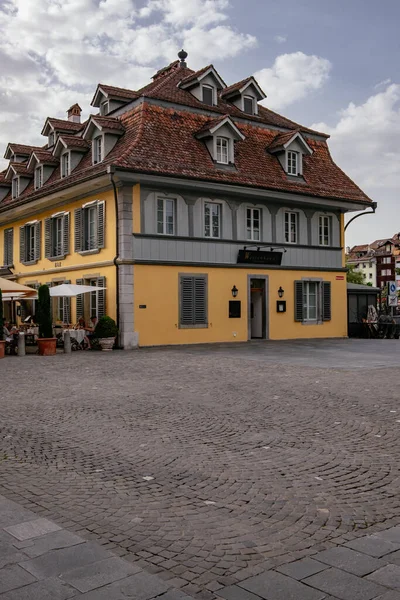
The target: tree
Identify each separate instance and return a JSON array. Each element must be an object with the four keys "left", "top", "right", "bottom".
[
  {"left": 346, "top": 264, "right": 365, "bottom": 285},
  {"left": 37, "top": 285, "right": 53, "bottom": 338}
]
